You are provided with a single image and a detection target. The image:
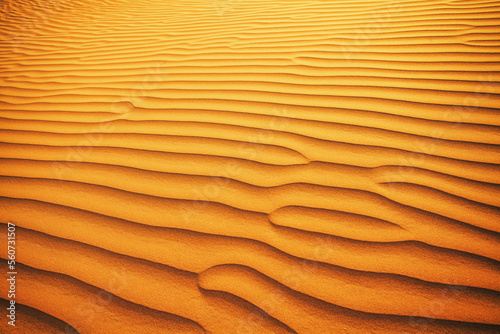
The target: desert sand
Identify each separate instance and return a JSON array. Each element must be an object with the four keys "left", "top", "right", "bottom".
[{"left": 0, "top": 0, "right": 499, "bottom": 333}]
